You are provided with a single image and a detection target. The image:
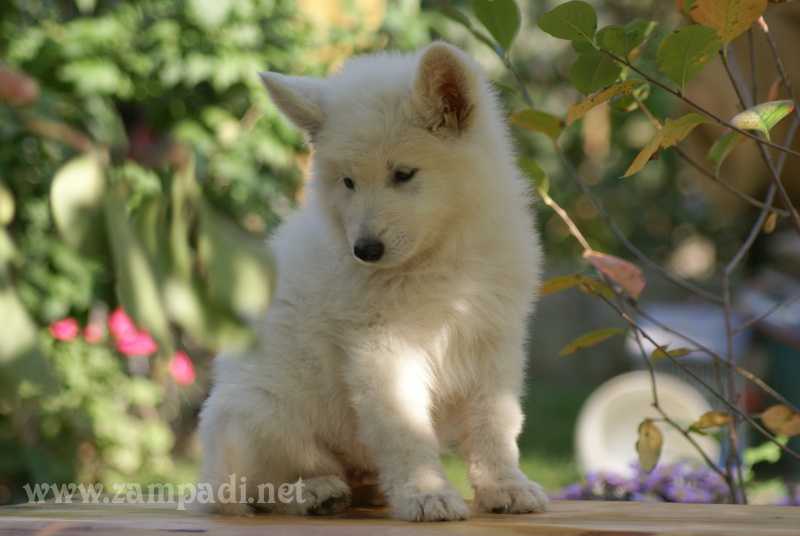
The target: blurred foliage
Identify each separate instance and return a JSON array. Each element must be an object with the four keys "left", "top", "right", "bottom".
[{"left": 0, "top": 0, "right": 429, "bottom": 504}]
